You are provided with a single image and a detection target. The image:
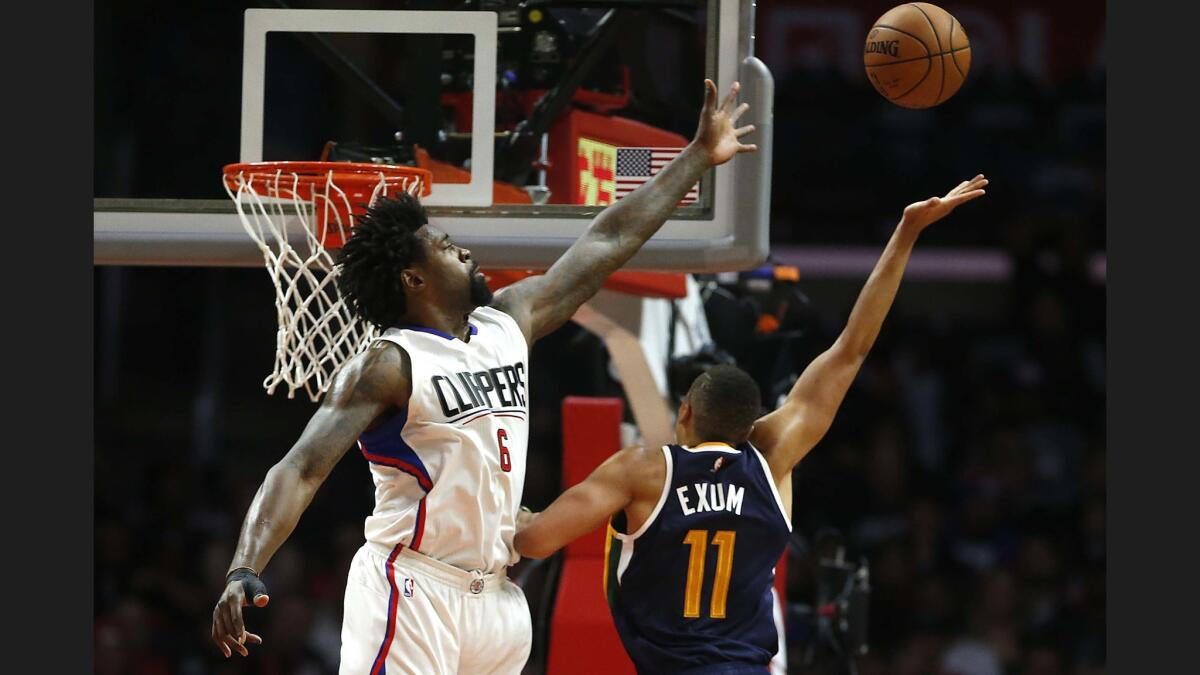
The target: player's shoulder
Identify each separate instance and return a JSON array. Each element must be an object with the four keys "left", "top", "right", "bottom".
[
  {"left": 486, "top": 278, "right": 534, "bottom": 317},
  {"left": 606, "top": 445, "right": 669, "bottom": 498},
  {"left": 325, "top": 339, "right": 412, "bottom": 406},
  {"left": 614, "top": 444, "right": 666, "bottom": 467},
  {"left": 486, "top": 291, "right": 537, "bottom": 344},
  {"left": 470, "top": 304, "right": 526, "bottom": 342},
  {"left": 748, "top": 412, "right": 801, "bottom": 468},
  {"left": 476, "top": 302, "right": 524, "bottom": 326},
  {"left": 595, "top": 444, "right": 665, "bottom": 479},
  {"left": 365, "top": 337, "right": 410, "bottom": 367}
]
